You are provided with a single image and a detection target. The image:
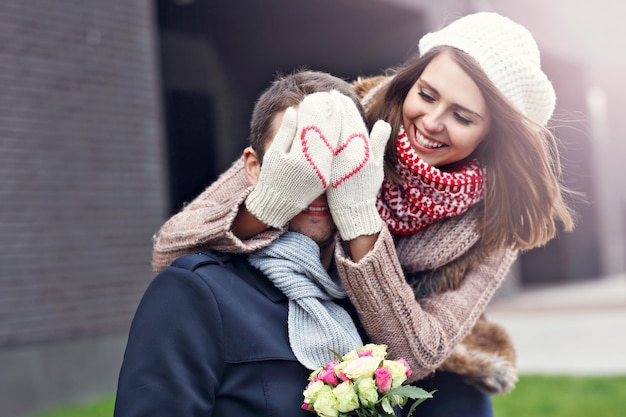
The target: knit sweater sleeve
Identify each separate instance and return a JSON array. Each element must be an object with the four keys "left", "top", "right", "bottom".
[
  {"left": 151, "top": 157, "right": 282, "bottom": 273},
  {"left": 334, "top": 226, "right": 517, "bottom": 381}
]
